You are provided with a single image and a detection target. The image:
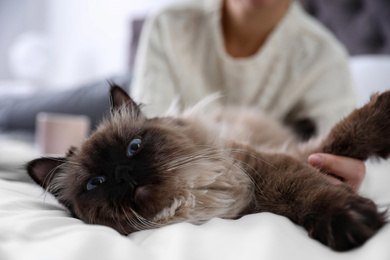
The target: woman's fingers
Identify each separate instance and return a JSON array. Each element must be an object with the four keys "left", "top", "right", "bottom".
[{"left": 308, "top": 153, "right": 366, "bottom": 192}]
